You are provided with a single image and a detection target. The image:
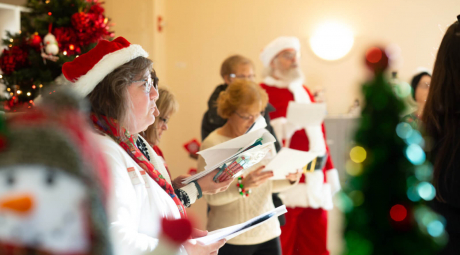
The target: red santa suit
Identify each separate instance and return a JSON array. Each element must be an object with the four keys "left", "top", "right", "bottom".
[{"left": 260, "top": 76, "right": 341, "bottom": 255}]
